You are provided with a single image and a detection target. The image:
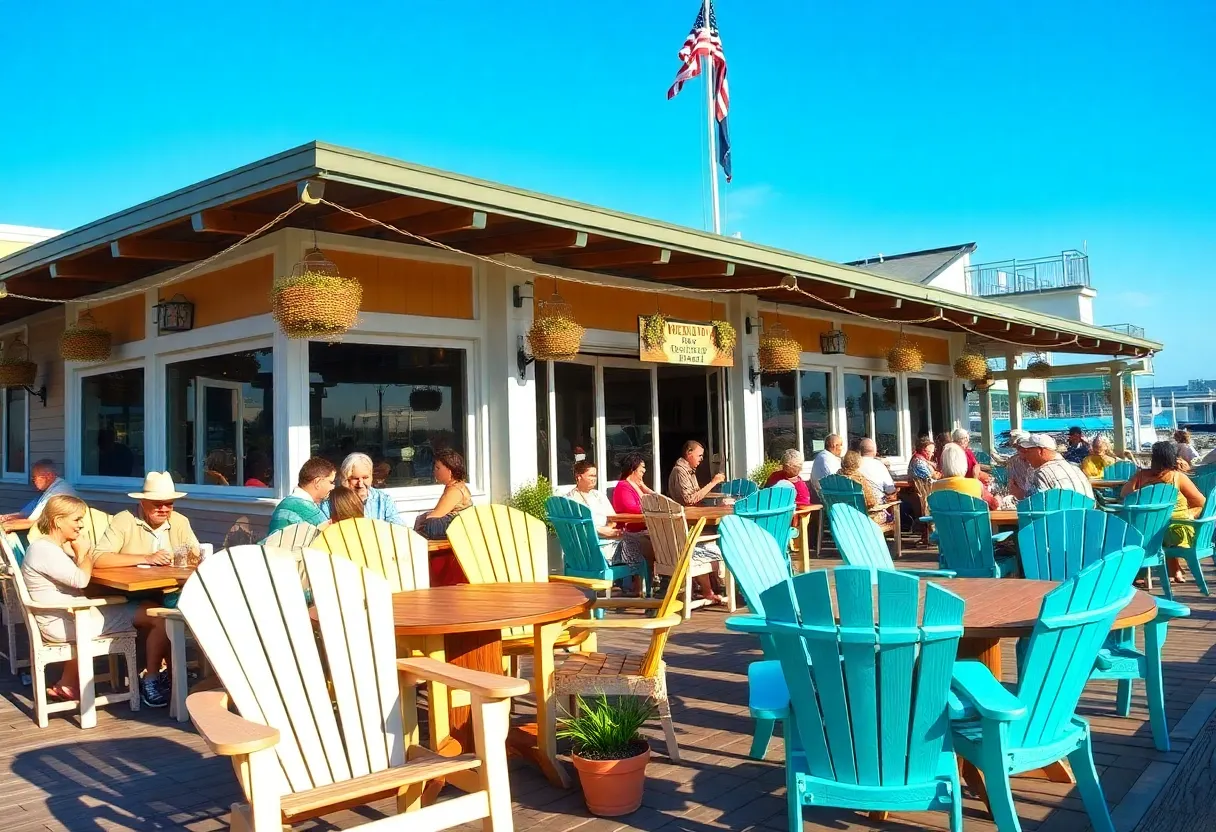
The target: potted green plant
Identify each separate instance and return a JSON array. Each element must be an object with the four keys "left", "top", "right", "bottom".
[
  {"left": 559, "top": 695, "right": 656, "bottom": 816},
  {"left": 507, "top": 476, "right": 558, "bottom": 568},
  {"left": 748, "top": 459, "right": 781, "bottom": 488}
]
